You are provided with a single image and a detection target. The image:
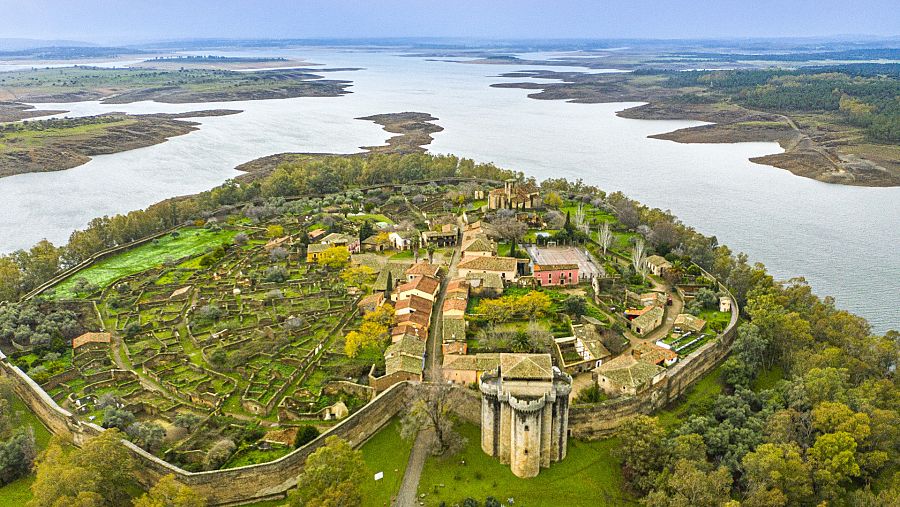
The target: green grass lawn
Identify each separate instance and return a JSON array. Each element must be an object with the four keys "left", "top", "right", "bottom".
[
  {"left": 656, "top": 364, "right": 724, "bottom": 430},
  {"left": 417, "top": 423, "right": 635, "bottom": 506},
  {"left": 347, "top": 213, "right": 395, "bottom": 225},
  {"left": 0, "top": 393, "right": 54, "bottom": 506},
  {"left": 752, "top": 365, "right": 785, "bottom": 392},
  {"left": 359, "top": 419, "right": 414, "bottom": 506},
  {"left": 51, "top": 227, "right": 237, "bottom": 299}
]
